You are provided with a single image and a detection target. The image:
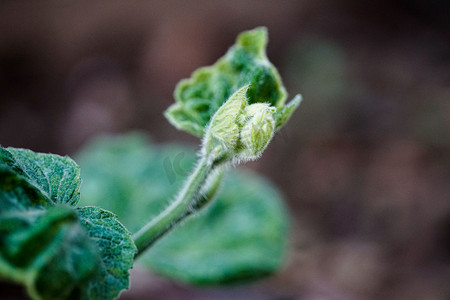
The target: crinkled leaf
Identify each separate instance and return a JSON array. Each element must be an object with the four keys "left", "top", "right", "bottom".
[
  {"left": 77, "top": 206, "right": 136, "bottom": 300},
  {"left": 0, "top": 146, "right": 135, "bottom": 300},
  {"left": 166, "top": 27, "right": 288, "bottom": 137},
  {"left": 1, "top": 147, "right": 81, "bottom": 207},
  {"left": 77, "top": 133, "right": 289, "bottom": 284},
  {"left": 0, "top": 205, "right": 100, "bottom": 300},
  {"left": 0, "top": 157, "right": 49, "bottom": 213}
]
